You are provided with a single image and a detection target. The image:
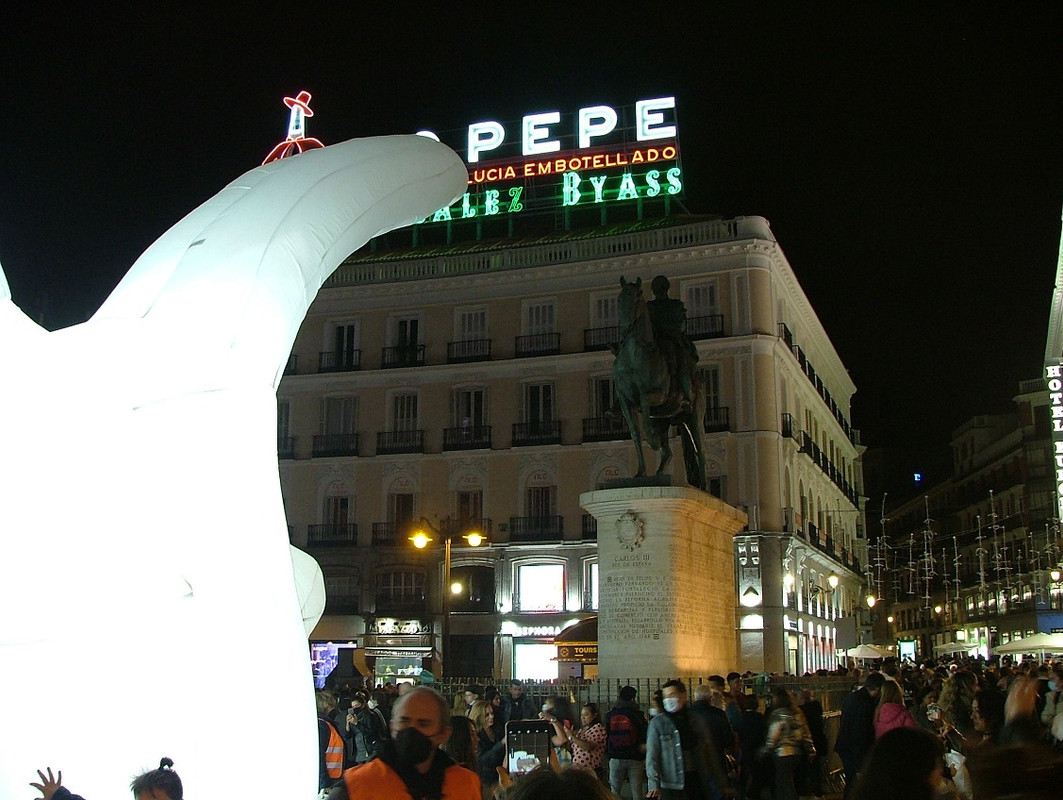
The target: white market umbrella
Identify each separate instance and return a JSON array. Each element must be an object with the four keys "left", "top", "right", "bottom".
[
  {"left": 934, "top": 641, "right": 974, "bottom": 655},
  {"left": 992, "top": 632, "right": 1063, "bottom": 657},
  {"left": 845, "top": 644, "right": 895, "bottom": 659}
]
